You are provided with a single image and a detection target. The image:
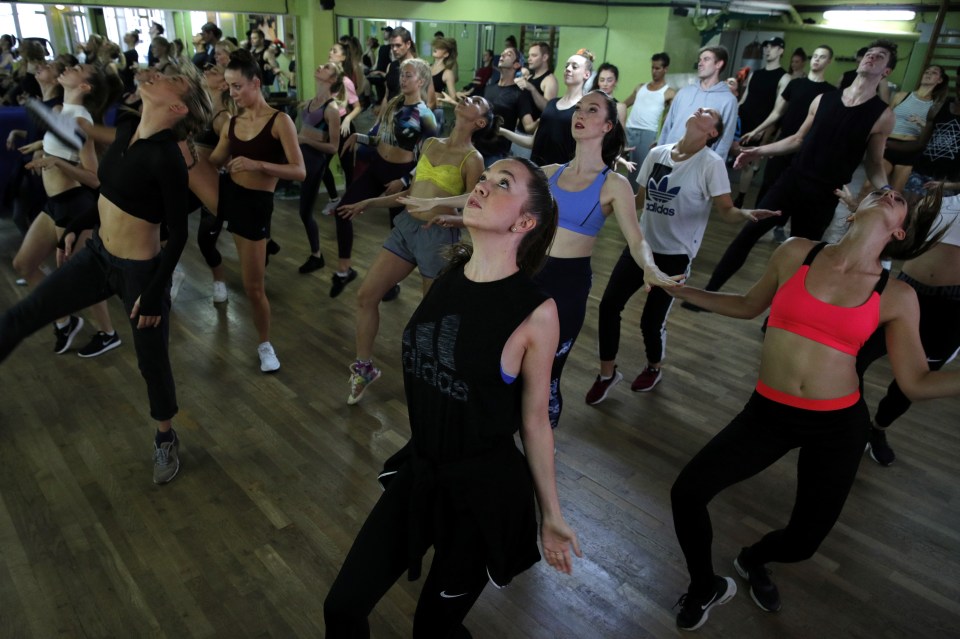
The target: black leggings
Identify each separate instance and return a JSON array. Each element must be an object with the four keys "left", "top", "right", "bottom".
[
  {"left": 324, "top": 468, "right": 488, "bottom": 639},
  {"left": 336, "top": 152, "right": 416, "bottom": 260},
  {"left": 754, "top": 153, "right": 793, "bottom": 222},
  {"left": 0, "top": 234, "right": 177, "bottom": 421},
  {"left": 705, "top": 171, "right": 839, "bottom": 292},
  {"left": 197, "top": 206, "right": 223, "bottom": 268},
  {"left": 857, "top": 274, "right": 960, "bottom": 428},
  {"left": 671, "top": 392, "right": 869, "bottom": 596},
  {"left": 320, "top": 122, "right": 356, "bottom": 201},
  {"left": 299, "top": 145, "right": 333, "bottom": 254},
  {"left": 597, "top": 247, "right": 690, "bottom": 365},
  {"left": 532, "top": 256, "right": 592, "bottom": 428}
]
